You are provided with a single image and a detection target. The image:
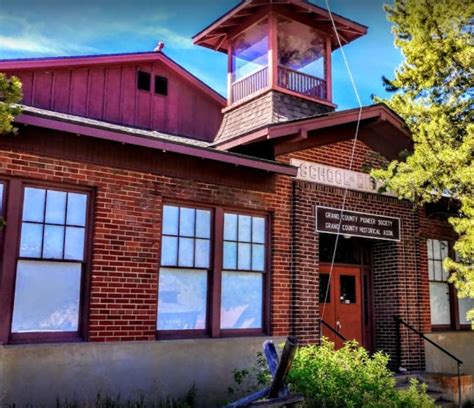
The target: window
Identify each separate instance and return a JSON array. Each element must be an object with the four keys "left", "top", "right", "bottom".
[
  {"left": 155, "top": 76, "right": 168, "bottom": 96},
  {"left": 428, "top": 239, "right": 450, "bottom": 326},
  {"left": 137, "top": 70, "right": 151, "bottom": 91},
  {"left": 427, "top": 239, "right": 473, "bottom": 329},
  {"left": 0, "top": 182, "right": 5, "bottom": 255},
  {"left": 221, "top": 213, "right": 266, "bottom": 329},
  {"left": 455, "top": 252, "right": 474, "bottom": 326},
  {"left": 157, "top": 204, "right": 268, "bottom": 337},
  {"left": 11, "top": 187, "right": 89, "bottom": 336},
  {"left": 157, "top": 205, "right": 211, "bottom": 331}
]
